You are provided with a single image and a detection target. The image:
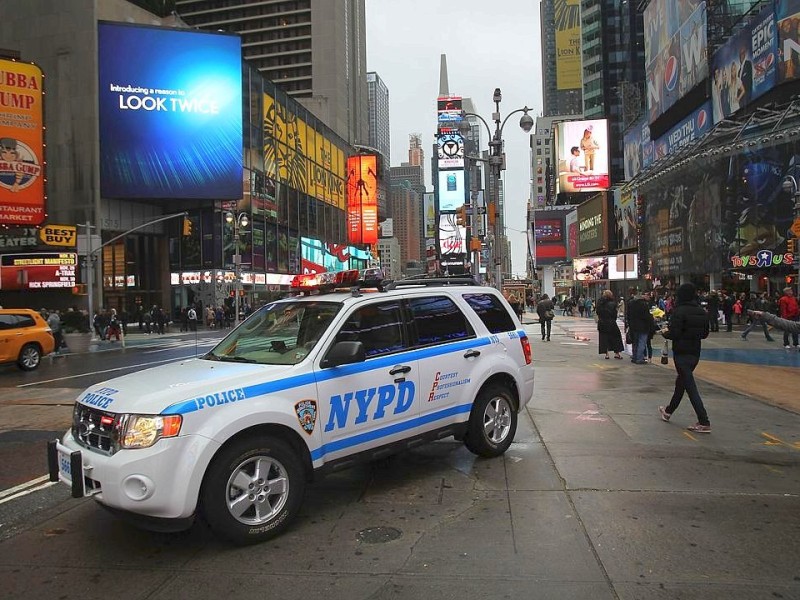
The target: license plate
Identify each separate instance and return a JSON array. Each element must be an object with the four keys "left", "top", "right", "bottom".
[{"left": 58, "top": 449, "right": 73, "bottom": 481}]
